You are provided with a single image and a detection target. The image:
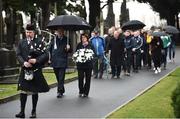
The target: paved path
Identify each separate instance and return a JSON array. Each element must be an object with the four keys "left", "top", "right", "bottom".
[{"left": 0, "top": 49, "right": 180, "bottom": 118}]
